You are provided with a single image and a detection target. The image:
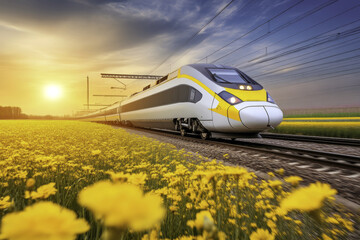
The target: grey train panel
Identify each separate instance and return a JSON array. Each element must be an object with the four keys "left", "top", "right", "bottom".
[
  {"left": 120, "top": 85, "right": 202, "bottom": 113},
  {"left": 130, "top": 119, "right": 175, "bottom": 129}
]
